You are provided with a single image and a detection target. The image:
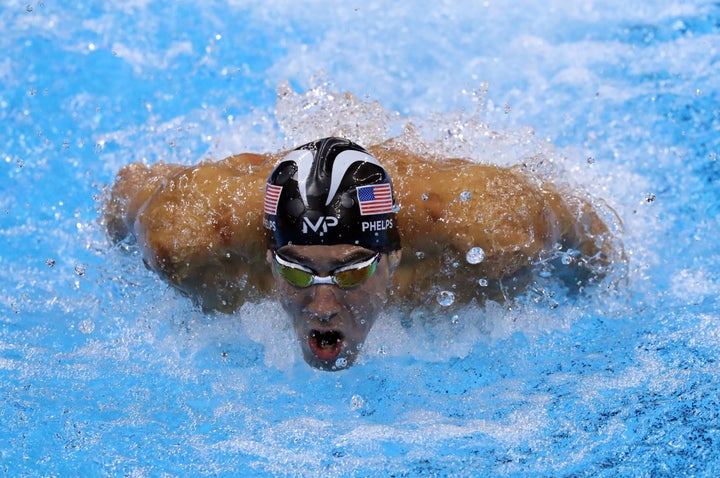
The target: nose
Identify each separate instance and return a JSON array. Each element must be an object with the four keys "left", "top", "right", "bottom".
[{"left": 304, "top": 284, "right": 342, "bottom": 322}]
